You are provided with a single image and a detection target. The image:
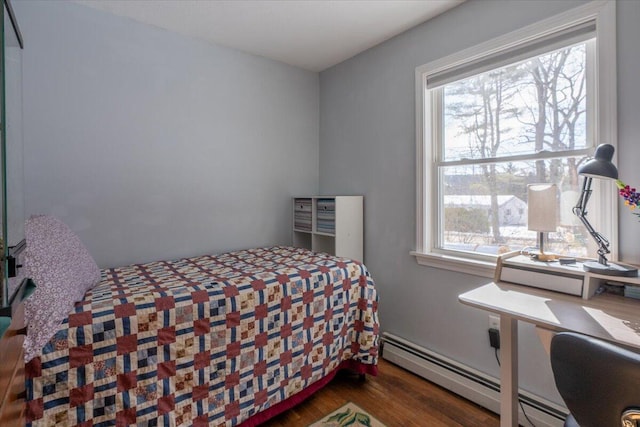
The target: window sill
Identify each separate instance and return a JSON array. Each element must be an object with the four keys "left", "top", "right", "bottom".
[{"left": 410, "top": 251, "right": 496, "bottom": 278}]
